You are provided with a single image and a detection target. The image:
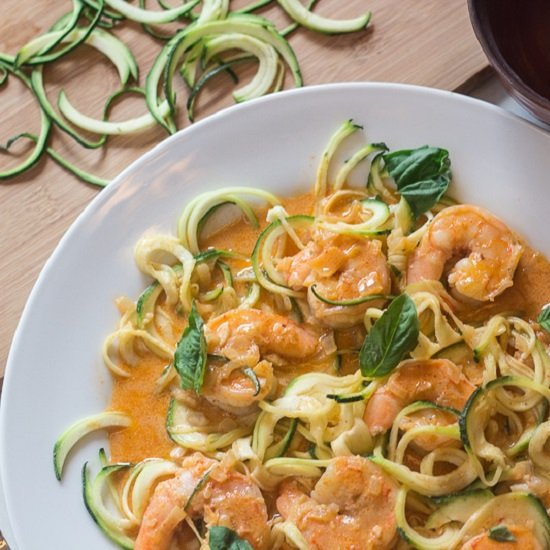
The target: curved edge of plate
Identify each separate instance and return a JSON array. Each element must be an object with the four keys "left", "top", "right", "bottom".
[{"left": 1, "top": 81, "right": 549, "bottom": 549}]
